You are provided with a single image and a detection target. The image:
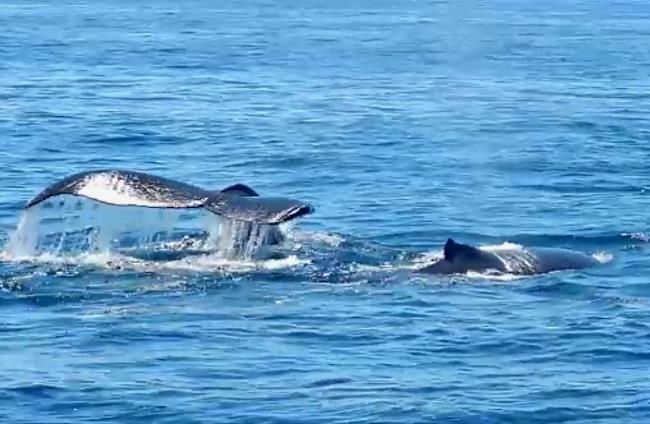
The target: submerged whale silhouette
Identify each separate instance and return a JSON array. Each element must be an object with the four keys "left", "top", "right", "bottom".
[{"left": 417, "top": 238, "right": 599, "bottom": 275}]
